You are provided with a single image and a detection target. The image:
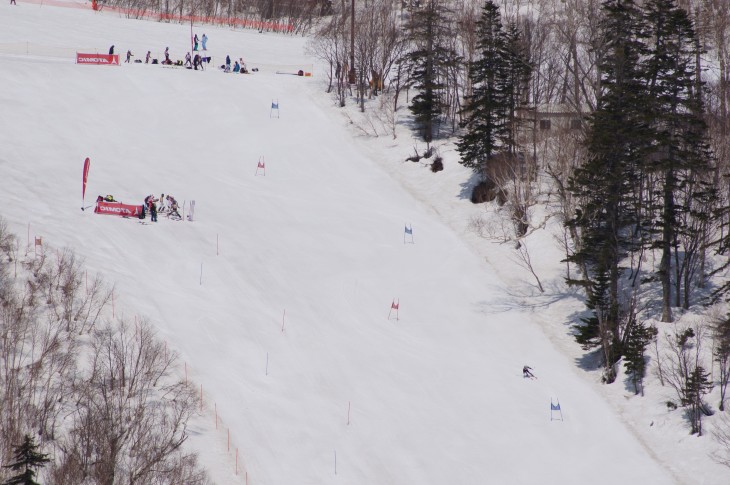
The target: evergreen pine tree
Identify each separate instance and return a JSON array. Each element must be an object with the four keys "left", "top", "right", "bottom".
[
  {"left": 457, "top": 0, "right": 508, "bottom": 172},
  {"left": 574, "top": 263, "right": 611, "bottom": 351},
  {"left": 501, "top": 21, "right": 532, "bottom": 157},
  {"left": 642, "top": 0, "right": 712, "bottom": 322},
  {"left": 623, "top": 320, "right": 657, "bottom": 395},
  {"left": 457, "top": 1, "right": 531, "bottom": 173},
  {"left": 713, "top": 313, "right": 730, "bottom": 411},
  {"left": 683, "top": 365, "right": 713, "bottom": 435},
  {"left": 567, "top": 0, "right": 648, "bottom": 376},
  {"left": 403, "top": 0, "right": 461, "bottom": 143},
  {"left": 2, "top": 435, "right": 50, "bottom": 485}
]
